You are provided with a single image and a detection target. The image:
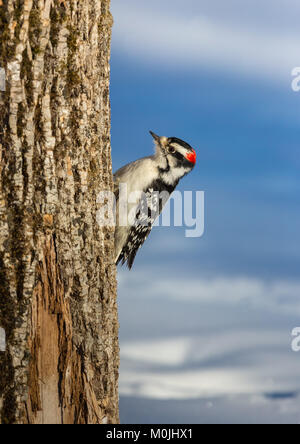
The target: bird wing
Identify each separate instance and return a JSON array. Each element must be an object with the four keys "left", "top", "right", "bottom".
[{"left": 116, "top": 185, "right": 164, "bottom": 269}]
